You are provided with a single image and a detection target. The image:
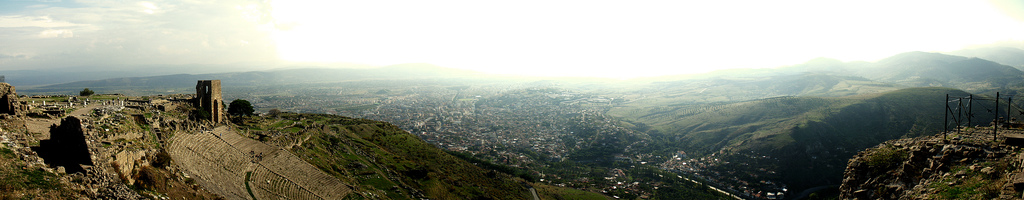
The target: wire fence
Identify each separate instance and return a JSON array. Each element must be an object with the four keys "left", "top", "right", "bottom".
[{"left": 945, "top": 92, "right": 1024, "bottom": 141}]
